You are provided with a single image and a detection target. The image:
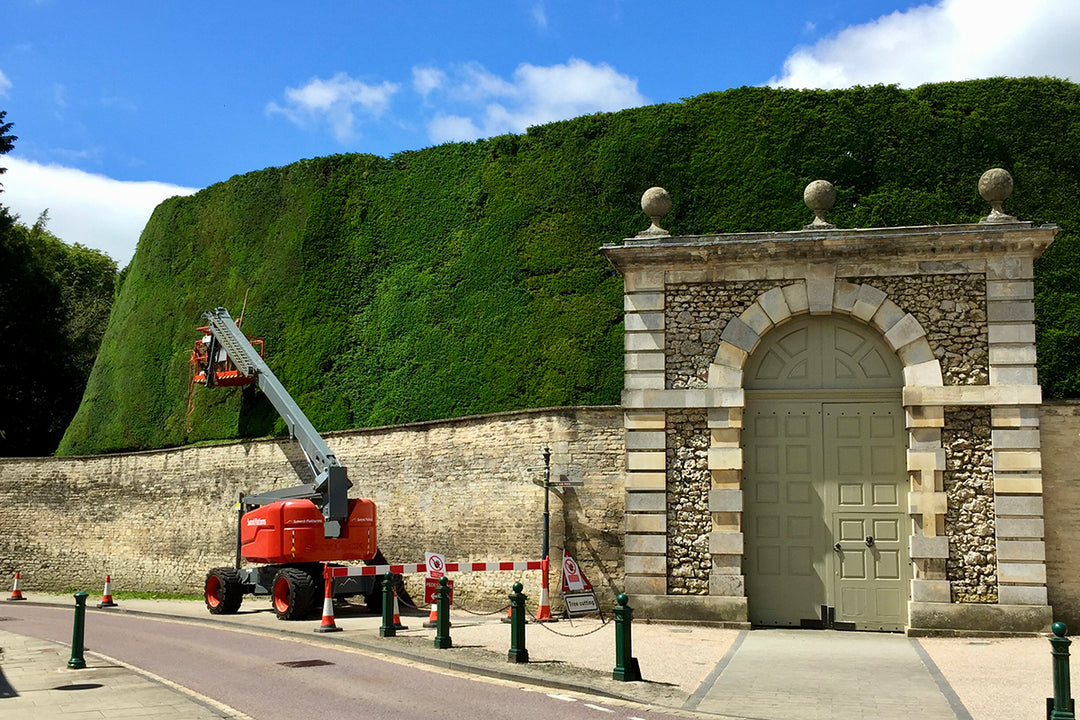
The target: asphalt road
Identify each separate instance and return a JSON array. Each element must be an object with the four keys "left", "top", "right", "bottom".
[{"left": 4, "top": 604, "right": 690, "bottom": 720}]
